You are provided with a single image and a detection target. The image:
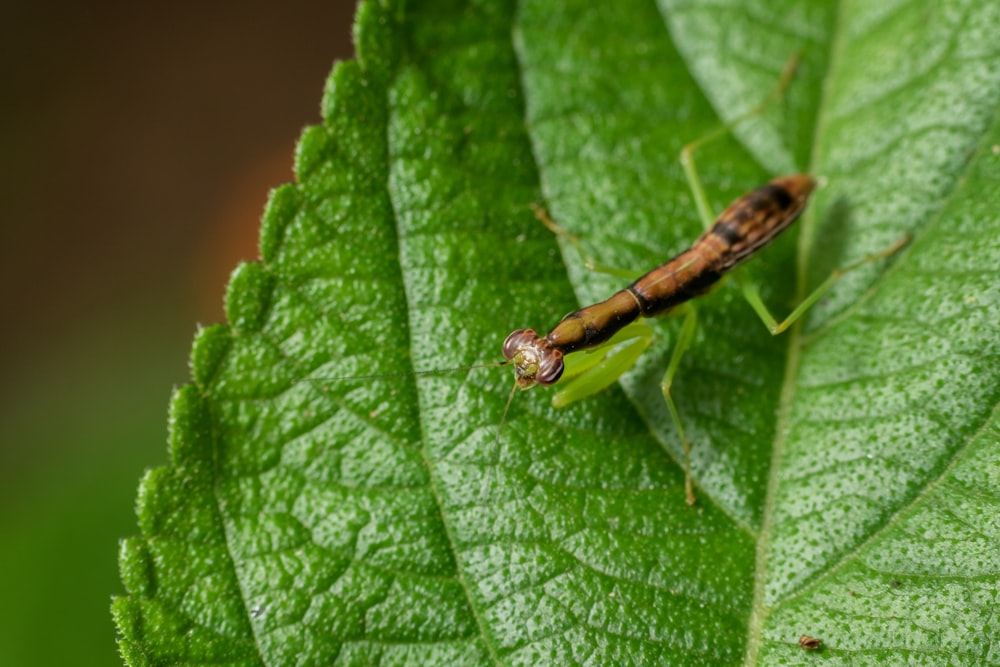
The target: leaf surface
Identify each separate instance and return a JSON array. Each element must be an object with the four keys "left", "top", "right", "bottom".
[{"left": 115, "top": 1, "right": 1000, "bottom": 665}]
